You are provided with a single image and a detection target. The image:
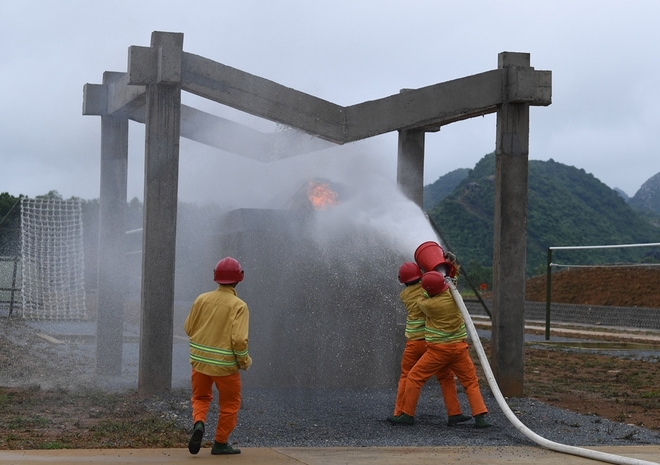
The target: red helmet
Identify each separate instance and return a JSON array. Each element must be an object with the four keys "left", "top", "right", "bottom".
[
  {"left": 398, "top": 262, "right": 422, "bottom": 284},
  {"left": 414, "top": 241, "right": 457, "bottom": 278},
  {"left": 421, "top": 271, "right": 449, "bottom": 296},
  {"left": 213, "top": 257, "right": 244, "bottom": 284}
]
